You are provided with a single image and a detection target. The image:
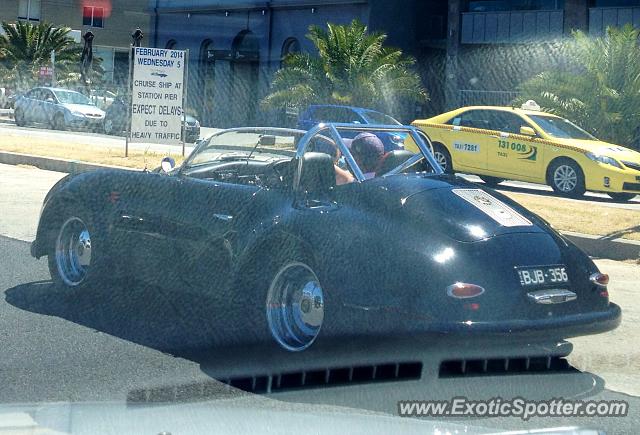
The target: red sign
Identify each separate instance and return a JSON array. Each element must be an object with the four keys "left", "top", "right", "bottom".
[{"left": 39, "top": 66, "right": 53, "bottom": 78}]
